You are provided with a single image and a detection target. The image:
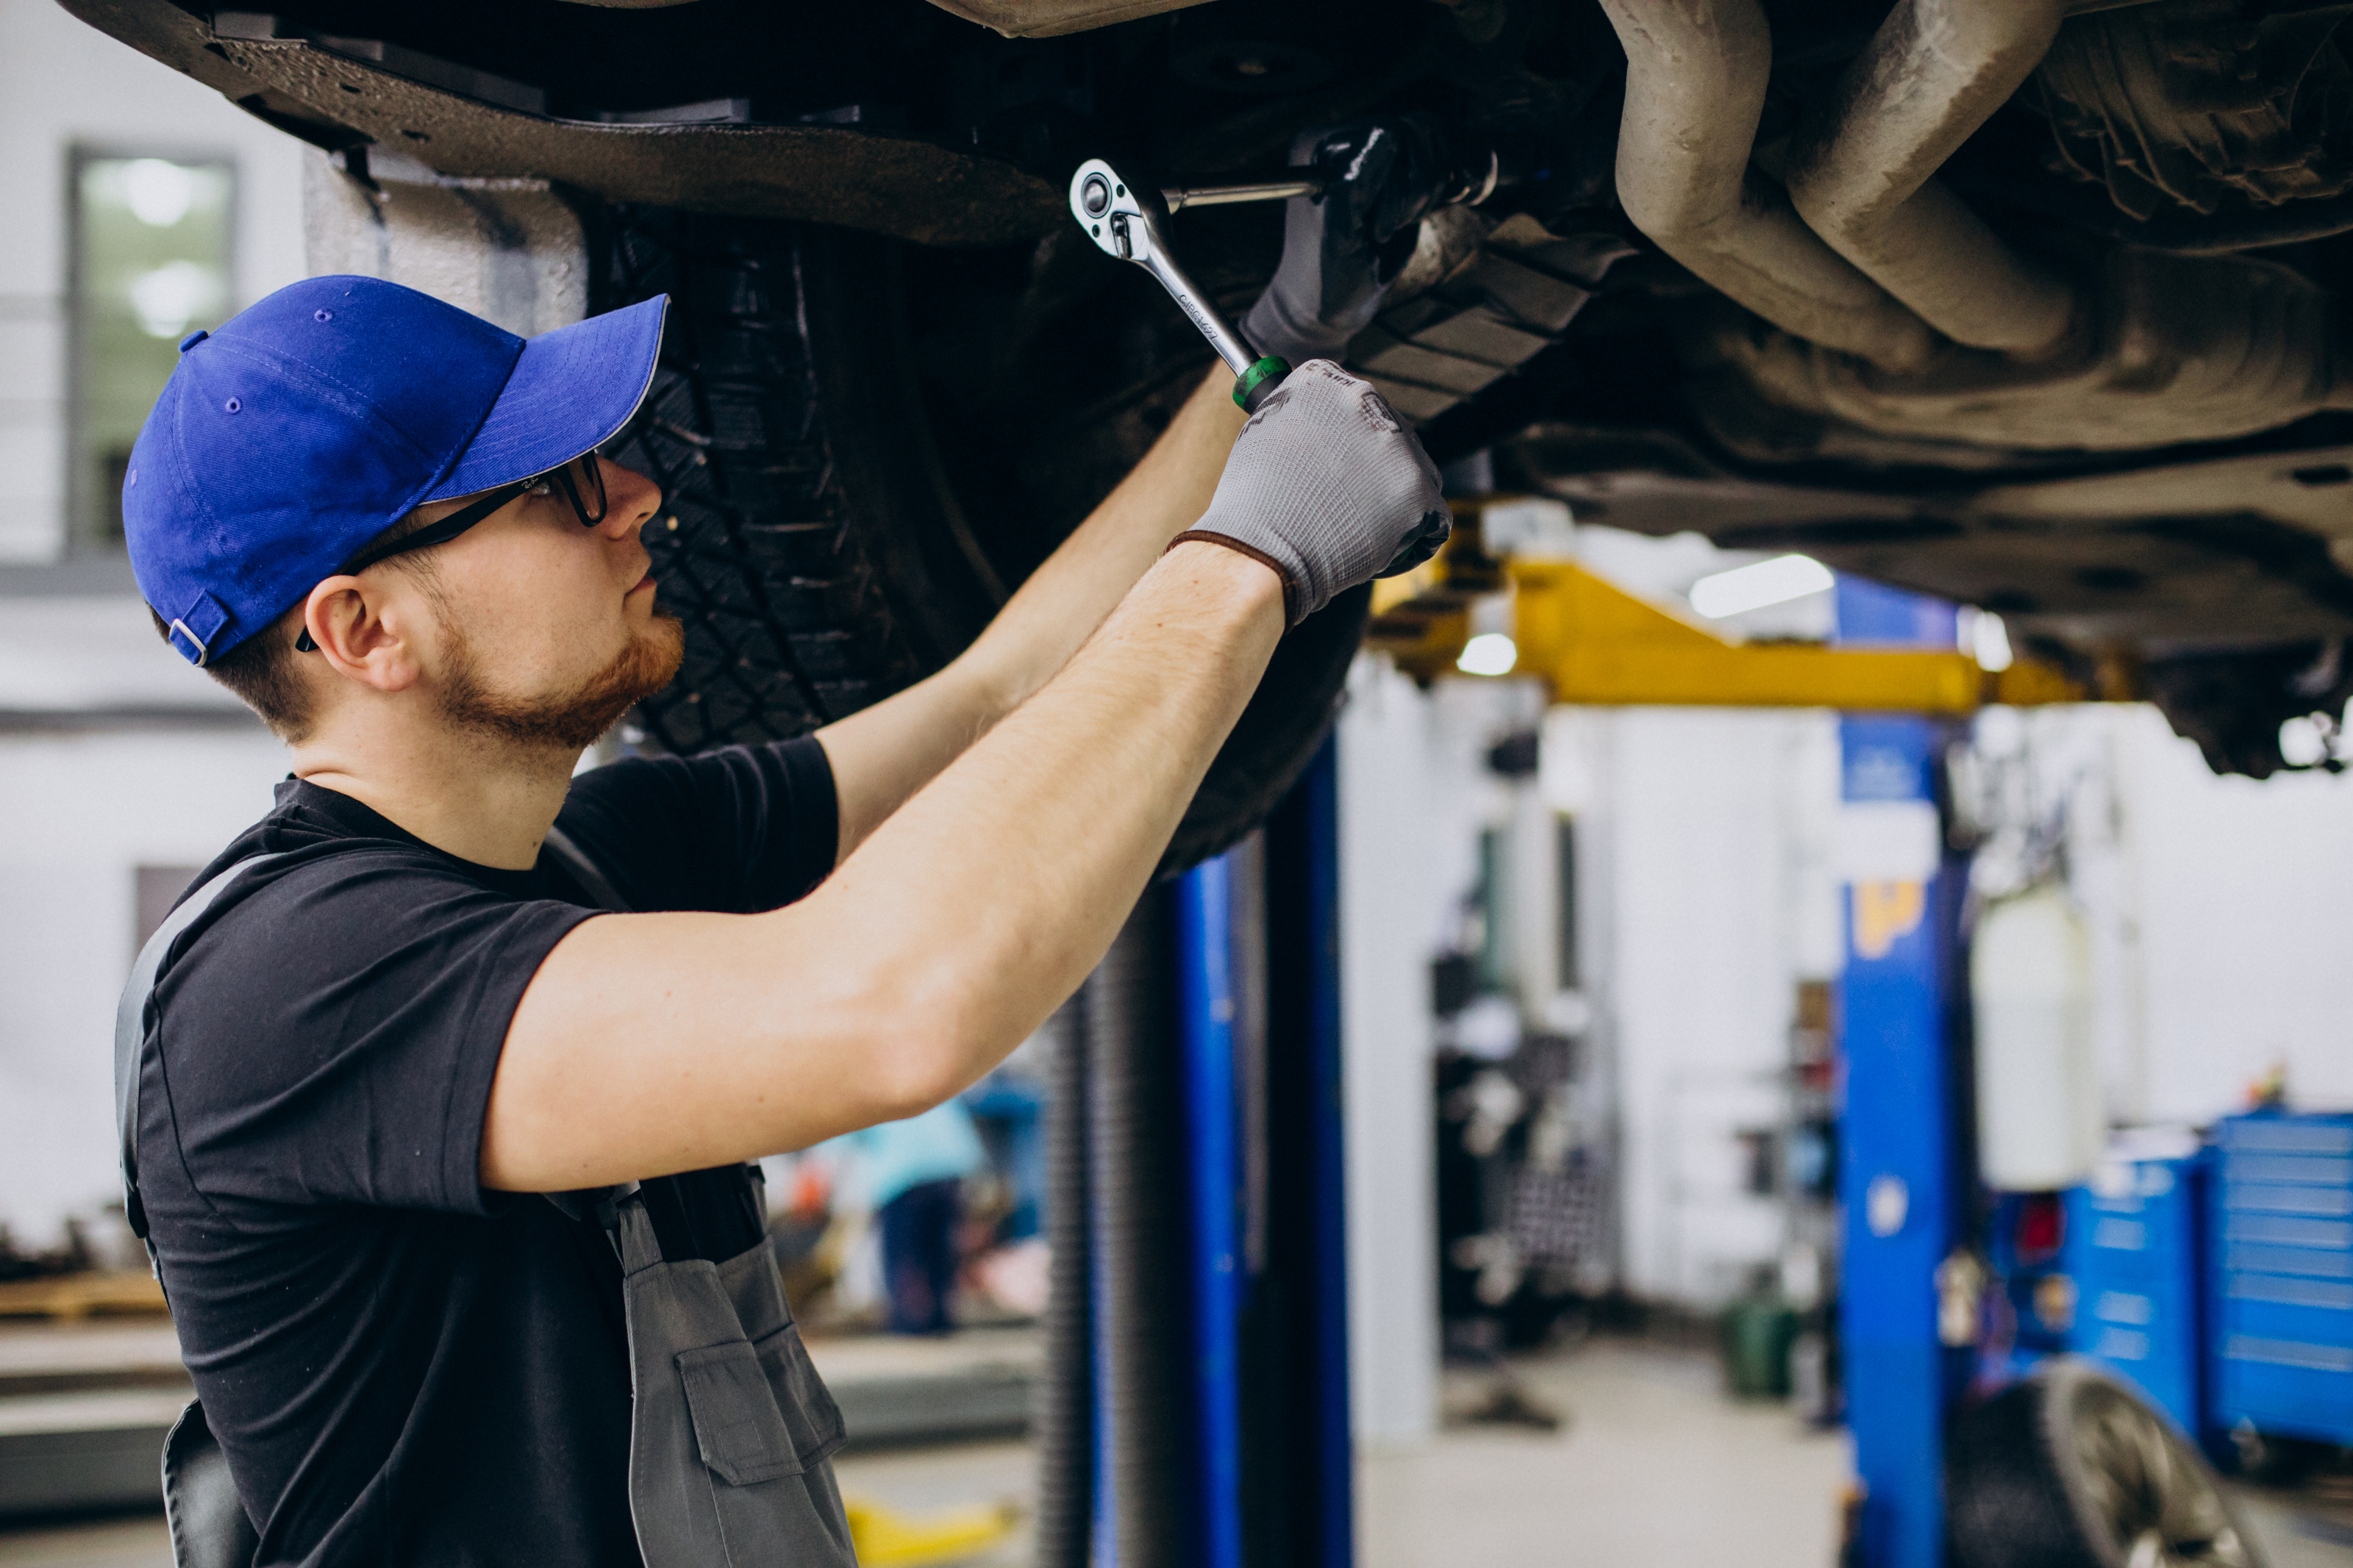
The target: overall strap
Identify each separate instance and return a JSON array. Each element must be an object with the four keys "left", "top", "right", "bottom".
[
  {"left": 611, "top": 1186, "right": 667, "bottom": 1275},
  {"left": 115, "top": 854, "right": 290, "bottom": 1256},
  {"left": 542, "top": 824, "right": 628, "bottom": 914}
]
